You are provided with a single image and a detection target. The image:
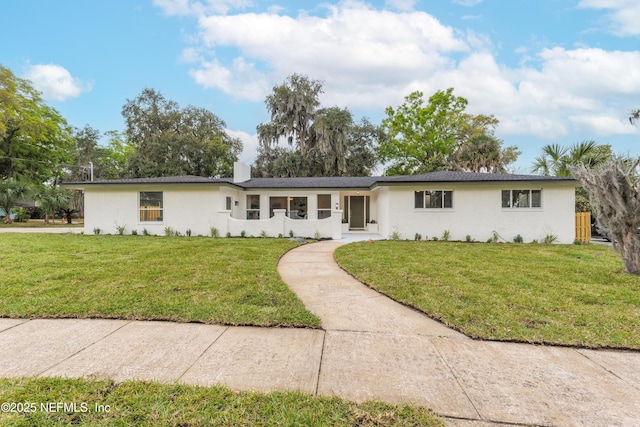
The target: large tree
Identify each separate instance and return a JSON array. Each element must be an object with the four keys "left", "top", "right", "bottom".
[
  {"left": 311, "top": 107, "right": 352, "bottom": 176},
  {"left": 452, "top": 113, "right": 519, "bottom": 173},
  {"left": 257, "top": 73, "right": 323, "bottom": 158},
  {"left": 453, "top": 136, "right": 520, "bottom": 174},
  {"left": 122, "top": 88, "right": 242, "bottom": 178},
  {"left": 379, "top": 89, "right": 469, "bottom": 175},
  {"left": 344, "top": 117, "right": 383, "bottom": 176},
  {"left": 571, "top": 158, "right": 640, "bottom": 274},
  {"left": 66, "top": 125, "right": 126, "bottom": 182},
  {"left": 0, "top": 65, "right": 74, "bottom": 183},
  {"left": 253, "top": 146, "right": 309, "bottom": 178},
  {"left": 569, "top": 111, "right": 640, "bottom": 274},
  {"left": 256, "top": 74, "right": 379, "bottom": 177}
]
